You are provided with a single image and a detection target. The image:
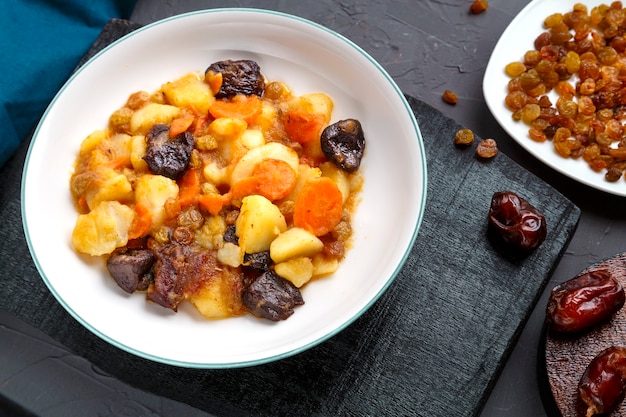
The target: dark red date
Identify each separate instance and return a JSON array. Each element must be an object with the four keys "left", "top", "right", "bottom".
[
  {"left": 487, "top": 191, "right": 547, "bottom": 252},
  {"left": 579, "top": 346, "right": 626, "bottom": 417},
  {"left": 546, "top": 269, "right": 625, "bottom": 333}
]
